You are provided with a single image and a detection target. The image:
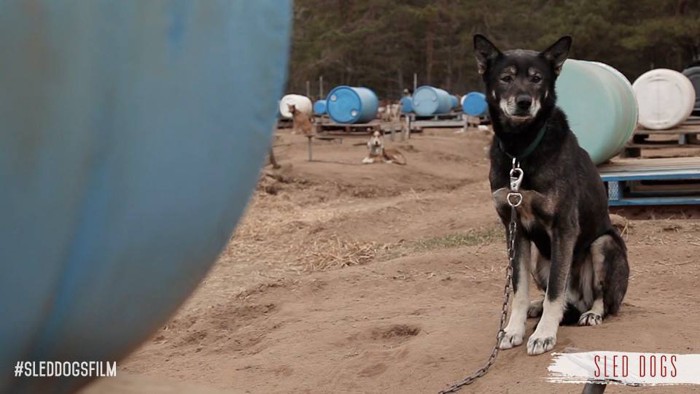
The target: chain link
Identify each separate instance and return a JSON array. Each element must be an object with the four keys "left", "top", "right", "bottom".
[{"left": 438, "top": 206, "right": 517, "bottom": 393}]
